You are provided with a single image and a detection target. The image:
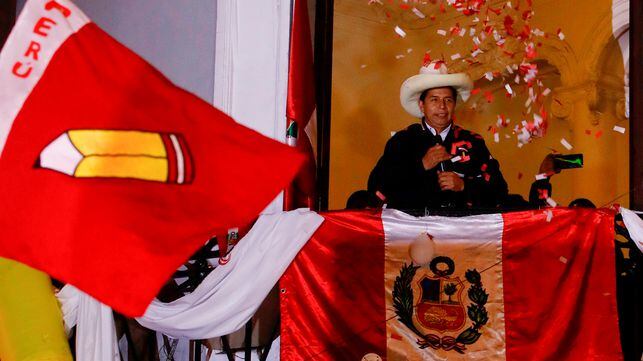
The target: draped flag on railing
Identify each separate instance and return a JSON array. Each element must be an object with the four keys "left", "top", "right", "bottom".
[
  {"left": 280, "top": 208, "right": 622, "bottom": 360},
  {"left": 284, "top": 0, "right": 317, "bottom": 210},
  {"left": 0, "top": 0, "right": 303, "bottom": 317}
]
